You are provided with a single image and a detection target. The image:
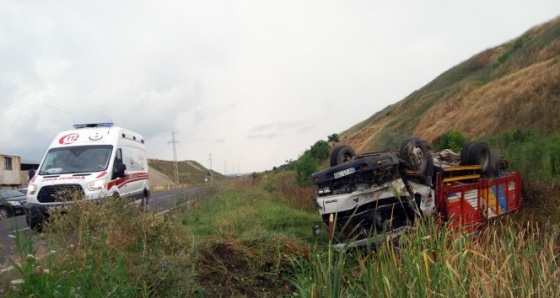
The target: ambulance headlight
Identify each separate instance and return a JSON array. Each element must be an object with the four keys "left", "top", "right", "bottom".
[
  {"left": 87, "top": 179, "right": 107, "bottom": 191},
  {"left": 28, "top": 183, "right": 37, "bottom": 195}
]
